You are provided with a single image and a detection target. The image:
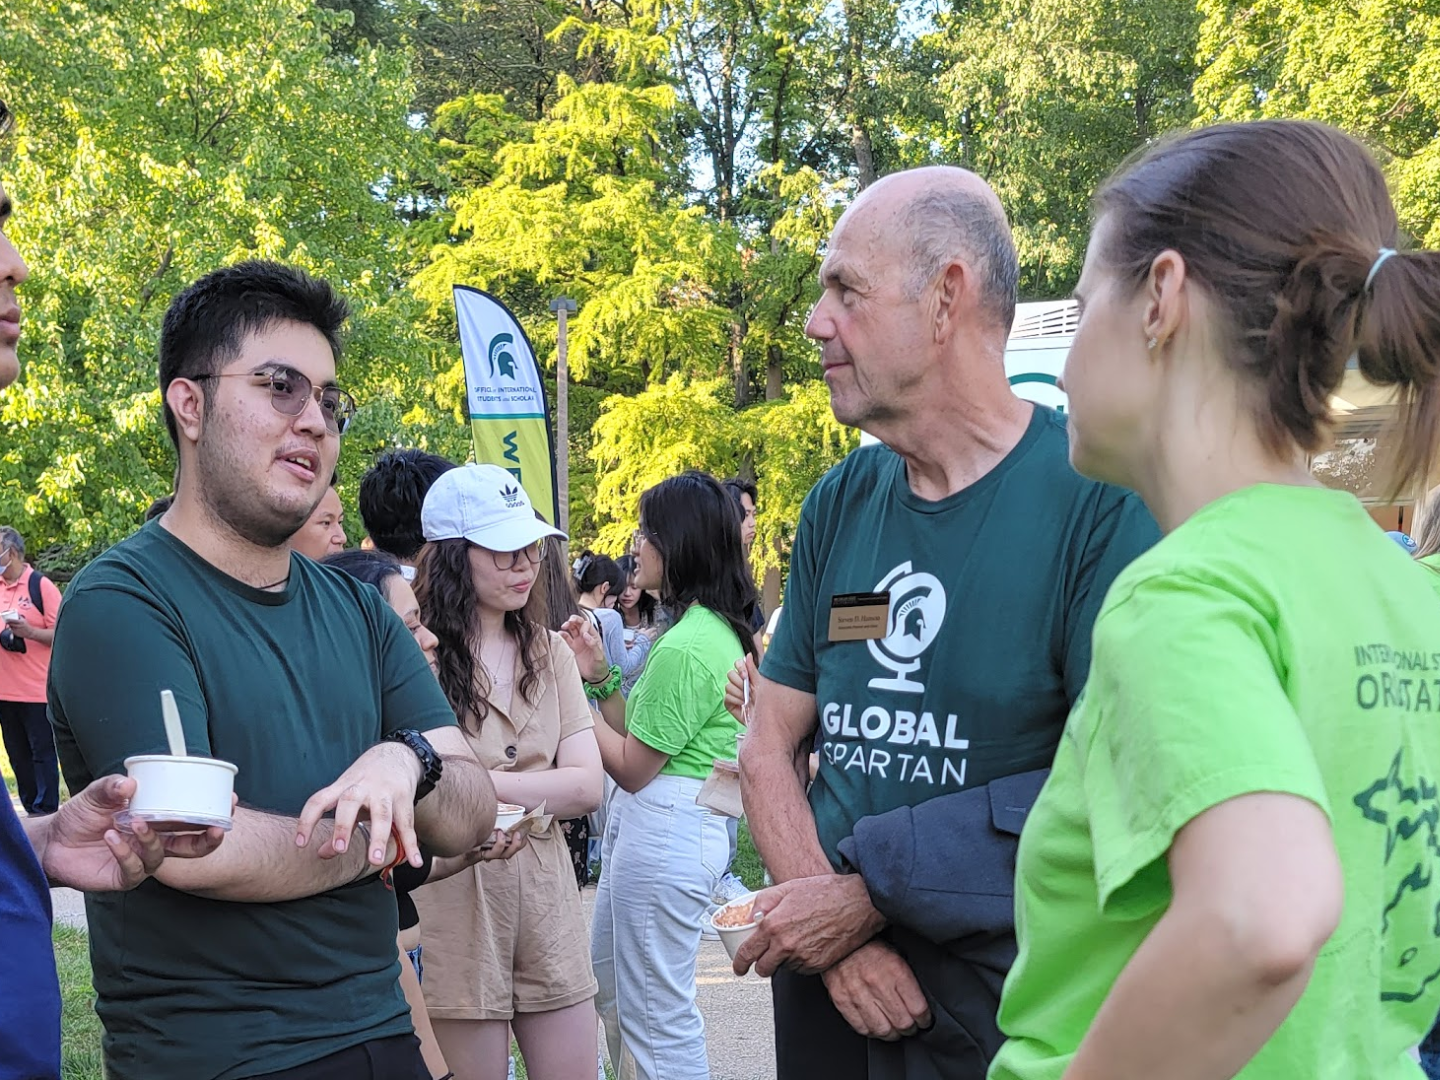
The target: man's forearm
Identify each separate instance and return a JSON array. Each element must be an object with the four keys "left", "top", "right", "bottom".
[
  {"left": 153, "top": 806, "right": 376, "bottom": 902},
  {"left": 412, "top": 755, "right": 495, "bottom": 857},
  {"left": 740, "top": 737, "right": 833, "bottom": 882},
  {"left": 22, "top": 625, "right": 53, "bottom": 646}
]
